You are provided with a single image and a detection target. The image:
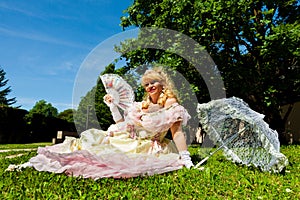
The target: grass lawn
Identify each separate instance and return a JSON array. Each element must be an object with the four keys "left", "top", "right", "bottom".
[{"left": 0, "top": 143, "right": 299, "bottom": 199}]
